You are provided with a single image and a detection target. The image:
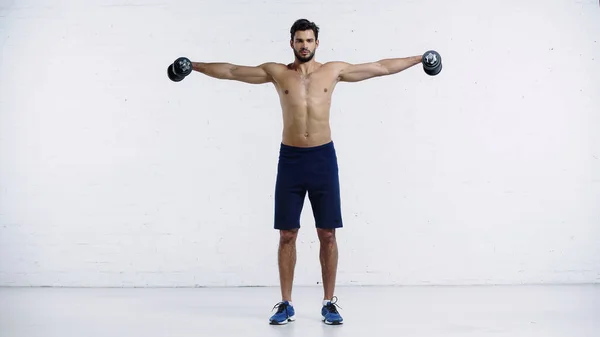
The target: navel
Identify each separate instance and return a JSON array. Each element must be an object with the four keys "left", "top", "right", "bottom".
[
  {"left": 285, "top": 90, "right": 289, "bottom": 94},
  {"left": 324, "top": 88, "right": 328, "bottom": 92}
]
